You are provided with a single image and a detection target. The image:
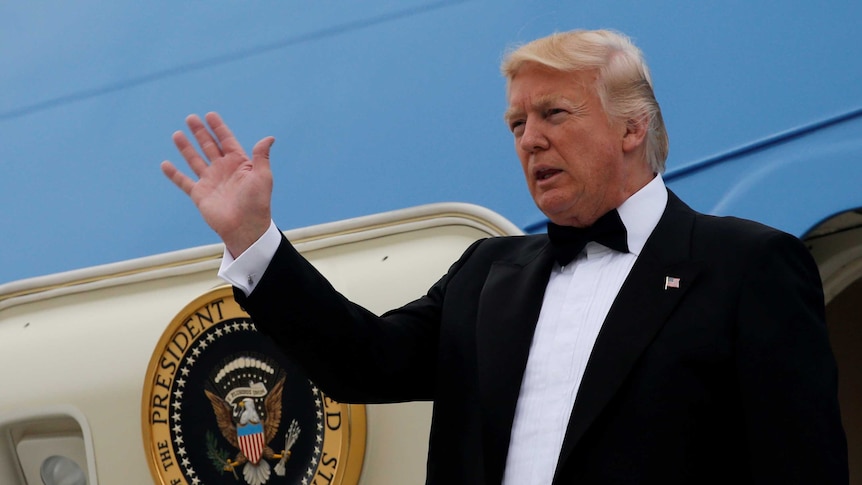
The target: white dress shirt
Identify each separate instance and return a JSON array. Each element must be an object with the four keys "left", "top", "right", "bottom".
[
  {"left": 220, "top": 176, "right": 668, "bottom": 485},
  {"left": 501, "top": 175, "right": 667, "bottom": 485},
  {"left": 219, "top": 219, "right": 282, "bottom": 294}
]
